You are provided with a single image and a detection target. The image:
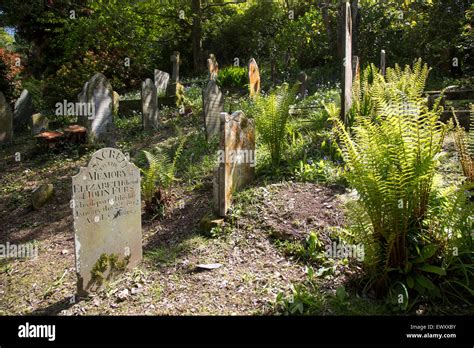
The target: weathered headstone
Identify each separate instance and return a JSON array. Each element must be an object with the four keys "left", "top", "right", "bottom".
[
  {"left": 341, "top": 2, "right": 353, "bottom": 124},
  {"left": 112, "top": 91, "right": 120, "bottom": 116},
  {"left": 31, "top": 113, "right": 49, "bottom": 135},
  {"left": 154, "top": 69, "right": 170, "bottom": 95},
  {"left": 203, "top": 80, "right": 224, "bottom": 139},
  {"left": 213, "top": 111, "right": 255, "bottom": 217},
  {"left": 297, "top": 71, "right": 308, "bottom": 98},
  {"left": 166, "top": 51, "right": 180, "bottom": 98},
  {"left": 14, "top": 89, "right": 34, "bottom": 131},
  {"left": 248, "top": 58, "right": 260, "bottom": 98},
  {"left": 72, "top": 147, "right": 142, "bottom": 296},
  {"left": 207, "top": 54, "right": 219, "bottom": 81},
  {"left": 79, "top": 73, "right": 114, "bottom": 144},
  {"left": 380, "top": 49, "right": 386, "bottom": 76},
  {"left": 352, "top": 55, "right": 360, "bottom": 82},
  {"left": 141, "top": 78, "right": 159, "bottom": 130},
  {"left": 32, "top": 184, "right": 54, "bottom": 210},
  {"left": 0, "top": 91, "right": 13, "bottom": 143}
]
